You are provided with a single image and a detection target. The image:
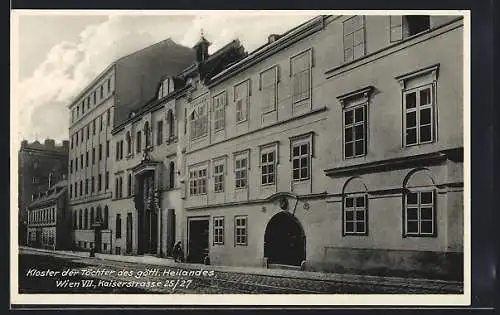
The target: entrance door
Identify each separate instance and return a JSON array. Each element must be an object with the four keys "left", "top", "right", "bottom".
[
  {"left": 188, "top": 219, "right": 209, "bottom": 263},
  {"left": 145, "top": 208, "right": 158, "bottom": 254},
  {"left": 264, "top": 212, "right": 306, "bottom": 266},
  {"left": 126, "top": 213, "right": 133, "bottom": 254}
]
